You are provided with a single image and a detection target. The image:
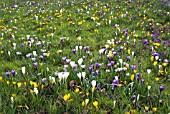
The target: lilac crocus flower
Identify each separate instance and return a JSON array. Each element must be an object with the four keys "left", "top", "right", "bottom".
[
  {"left": 95, "top": 70, "right": 100, "bottom": 75},
  {"left": 88, "top": 67, "right": 93, "bottom": 73},
  {"left": 62, "top": 57, "right": 67, "bottom": 61},
  {"left": 6, "top": 72, "right": 10, "bottom": 77},
  {"left": 42, "top": 78, "right": 47, "bottom": 83},
  {"left": 34, "top": 62, "right": 38, "bottom": 67},
  {"left": 110, "top": 61, "right": 115, "bottom": 66},
  {"left": 141, "top": 79, "right": 145, "bottom": 84},
  {"left": 107, "top": 63, "right": 112, "bottom": 68}
]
